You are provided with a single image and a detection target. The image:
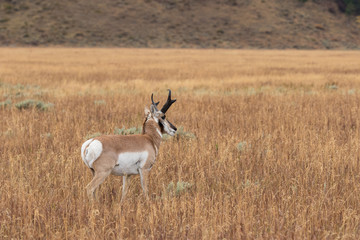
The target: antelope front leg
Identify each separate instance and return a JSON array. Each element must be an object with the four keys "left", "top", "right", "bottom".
[
  {"left": 139, "top": 168, "right": 150, "bottom": 200},
  {"left": 121, "top": 175, "right": 130, "bottom": 203}
]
